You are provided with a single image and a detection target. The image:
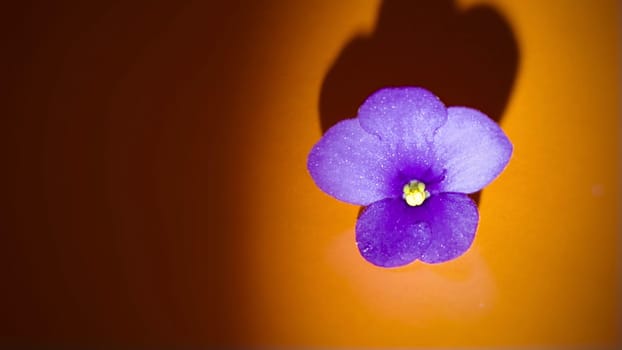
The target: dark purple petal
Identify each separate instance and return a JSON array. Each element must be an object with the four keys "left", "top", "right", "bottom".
[
  {"left": 418, "top": 193, "right": 479, "bottom": 264},
  {"left": 433, "top": 107, "right": 513, "bottom": 194},
  {"left": 307, "top": 118, "right": 396, "bottom": 205},
  {"left": 355, "top": 198, "right": 433, "bottom": 268},
  {"left": 357, "top": 87, "right": 447, "bottom": 148}
]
